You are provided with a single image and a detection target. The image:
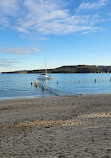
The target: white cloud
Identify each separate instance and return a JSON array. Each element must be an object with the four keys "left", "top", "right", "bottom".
[
  {"left": 0, "top": 46, "right": 40, "bottom": 55},
  {"left": 0, "top": 58, "right": 19, "bottom": 68},
  {"left": 0, "top": 0, "right": 110, "bottom": 35},
  {"left": 0, "top": 58, "right": 18, "bottom": 64},
  {"left": 78, "top": 0, "right": 109, "bottom": 10},
  {"left": 0, "top": 0, "right": 19, "bottom": 16}
]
